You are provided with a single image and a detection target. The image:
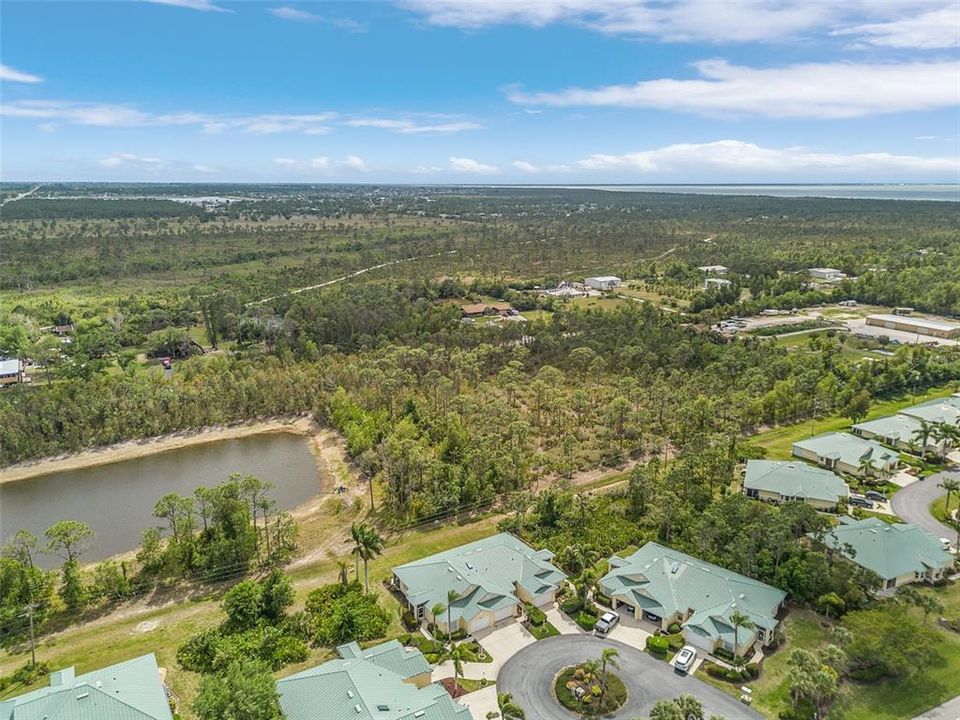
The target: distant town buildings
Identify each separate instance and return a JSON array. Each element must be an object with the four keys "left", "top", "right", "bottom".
[
  {"left": 865, "top": 313, "right": 960, "bottom": 340},
  {"left": 697, "top": 265, "right": 728, "bottom": 276},
  {"left": 0, "top": 358, "right": 23, "bottom": 386},
  {"left": 460, "top": 302, "right": 515, "bottom": 318},
  {"left": 704, "top": 277, "right": 733, "bottom": 291},
  {"left": 808, "top": 268, "right": 846, "bottom": 281},
  {"left": 584, "top": 276, "right": 622, "bottom": 291}
]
